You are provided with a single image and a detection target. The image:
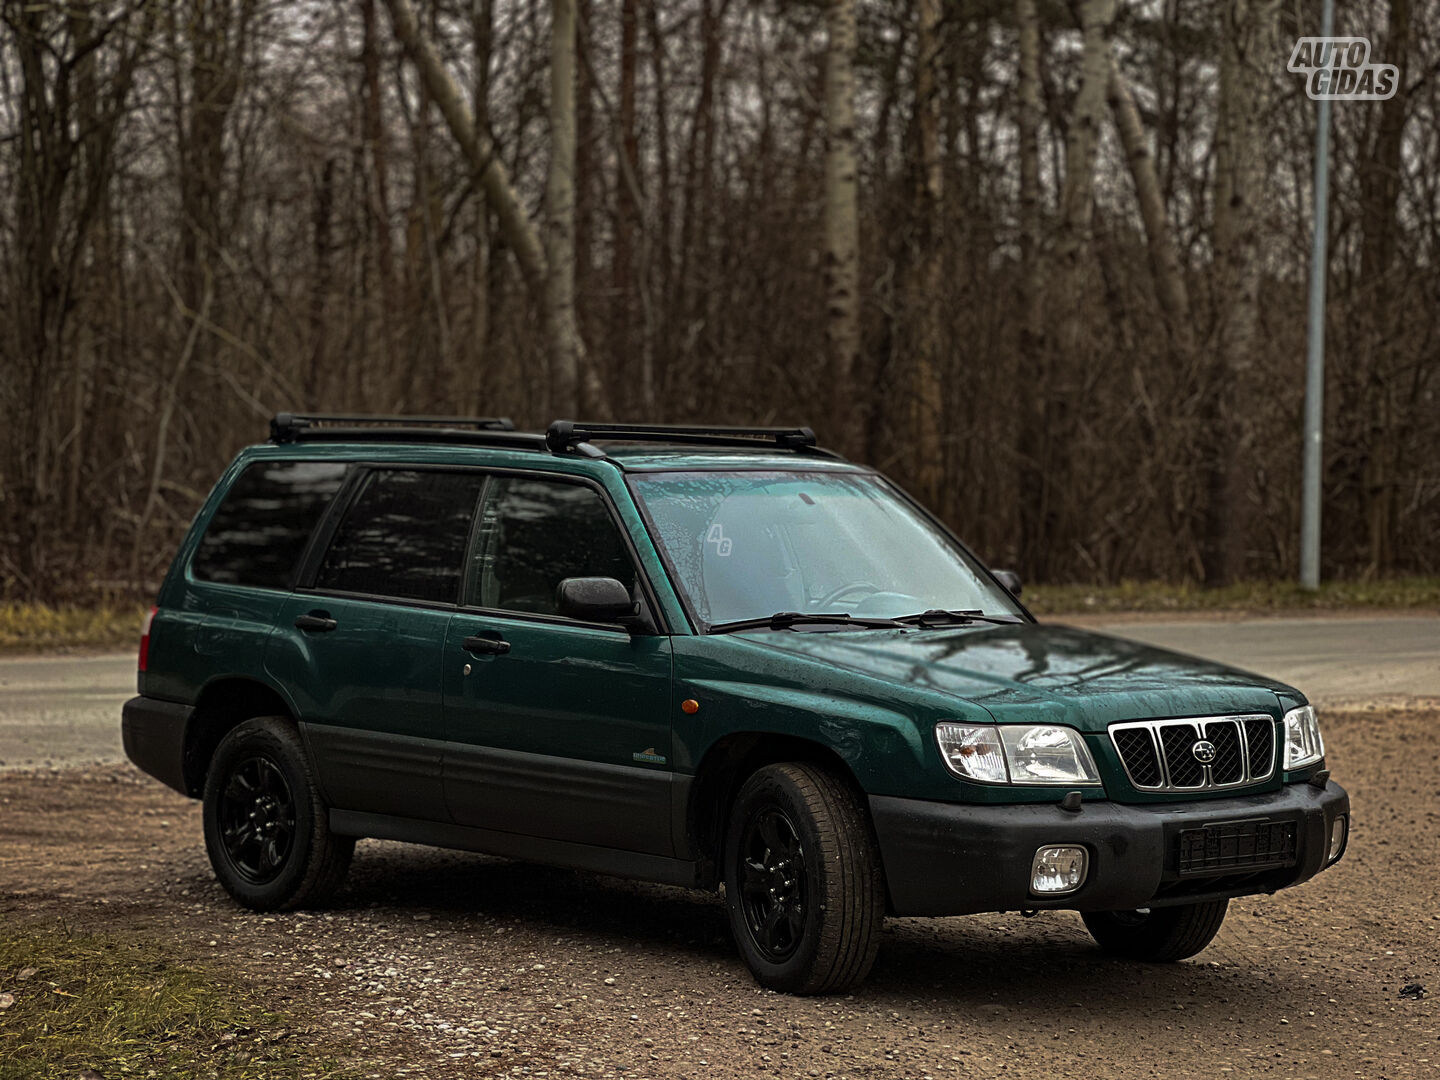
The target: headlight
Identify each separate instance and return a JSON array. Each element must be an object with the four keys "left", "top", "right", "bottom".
[
  {"left": 1282, "top": 704, "right": 1325, "bottom": 769},
  {"left": 1001, "top": 725, "right": 1102, "bottom": 784},
  {"left": 936, "top": 723, "right": 1101, "bottom": 786}
]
